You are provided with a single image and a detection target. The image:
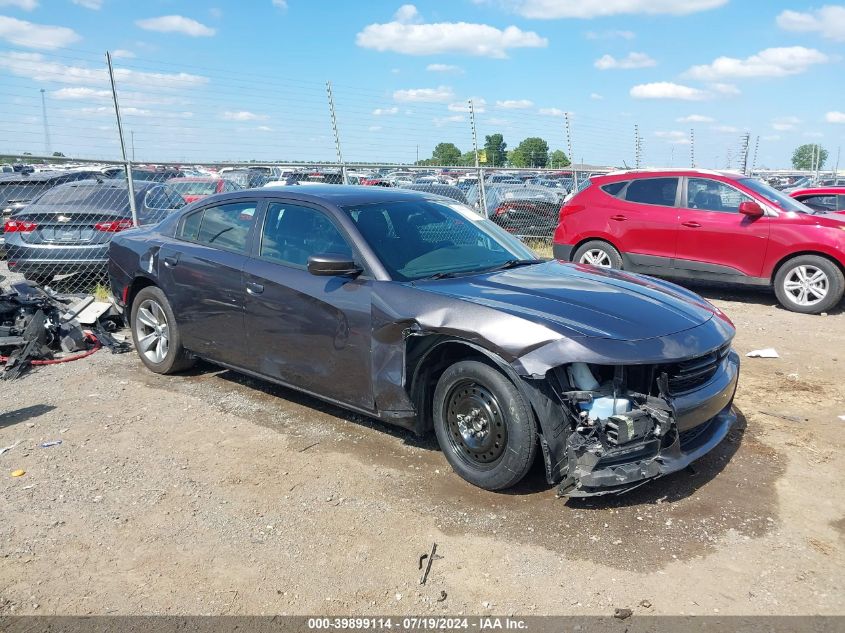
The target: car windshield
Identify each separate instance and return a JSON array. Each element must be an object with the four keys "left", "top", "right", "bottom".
[
  {"left": 739, "top": 178, "right": 814, "bottom": 214},
  {"left": 343, "top": 199, "right": 538, "bottom": 281},
  {"left": 169, "top": 181, "right": 217, "bottom": 195}
]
